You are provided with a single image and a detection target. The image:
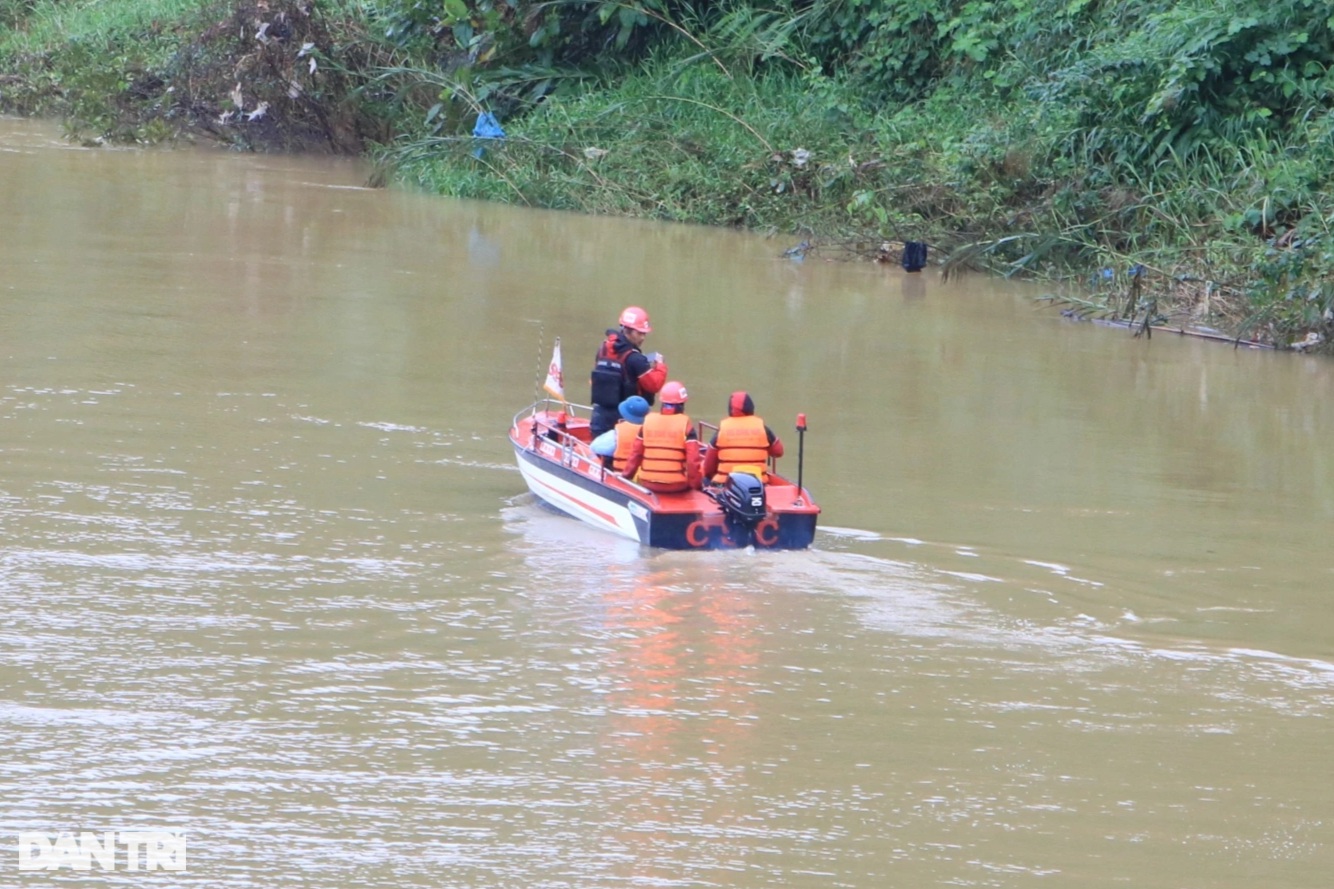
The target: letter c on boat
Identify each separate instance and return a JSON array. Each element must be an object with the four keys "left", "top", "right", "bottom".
[
  {"left": 685, "top": 520, "right": 711, "bottom": 548},
  {"left": 754, "top": 517, "right": 780, "bottom": 547}
]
